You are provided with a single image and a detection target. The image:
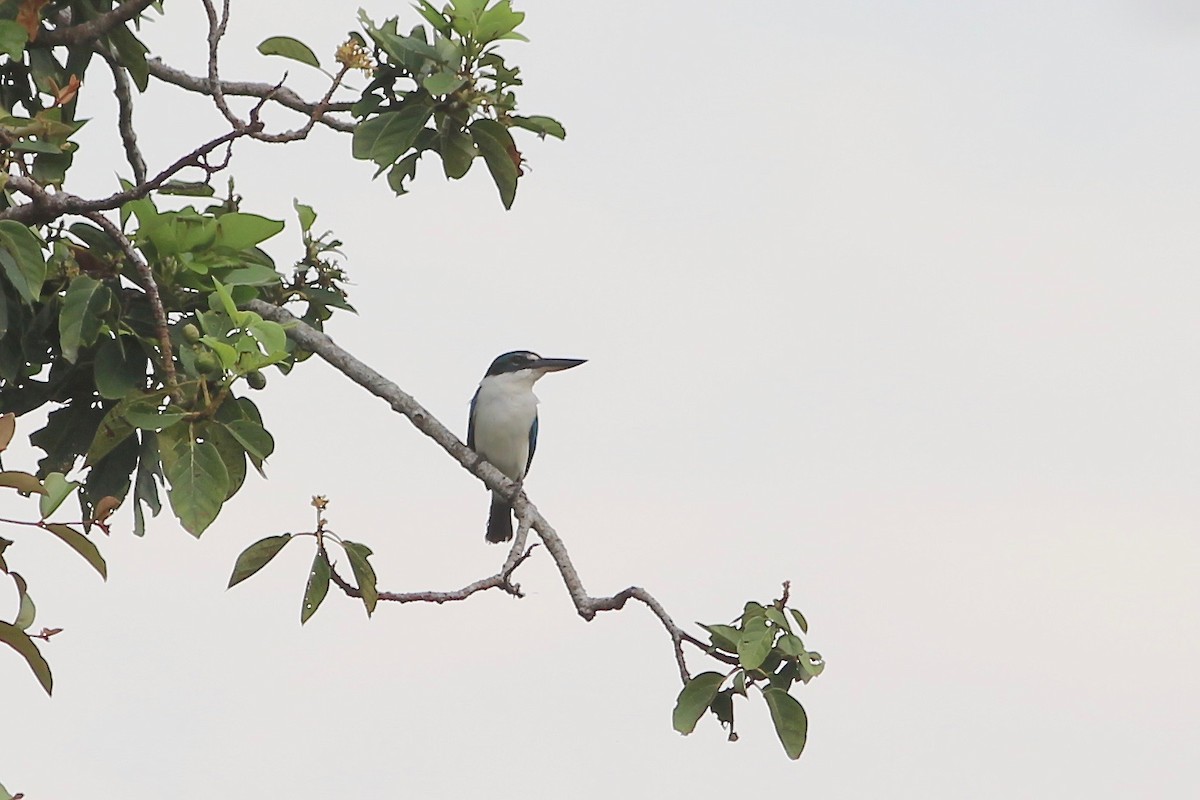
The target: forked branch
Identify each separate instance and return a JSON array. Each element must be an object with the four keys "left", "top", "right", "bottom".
[{"left": 246, "top": 299, "right": 703, "bottom": 684}]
